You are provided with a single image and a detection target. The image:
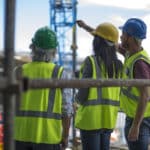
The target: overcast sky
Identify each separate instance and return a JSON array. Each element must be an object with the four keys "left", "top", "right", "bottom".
[{"left": 0, "top": 0, "right": 150, "bottom": 59}]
